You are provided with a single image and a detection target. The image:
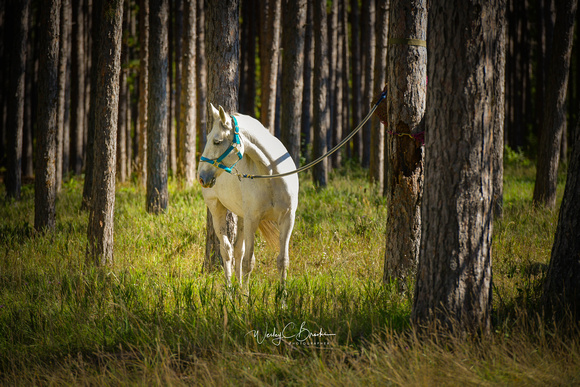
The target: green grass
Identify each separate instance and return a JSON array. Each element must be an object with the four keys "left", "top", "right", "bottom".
[{"left": 0, "top": 160, "right": 579, "bottom": 385}]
